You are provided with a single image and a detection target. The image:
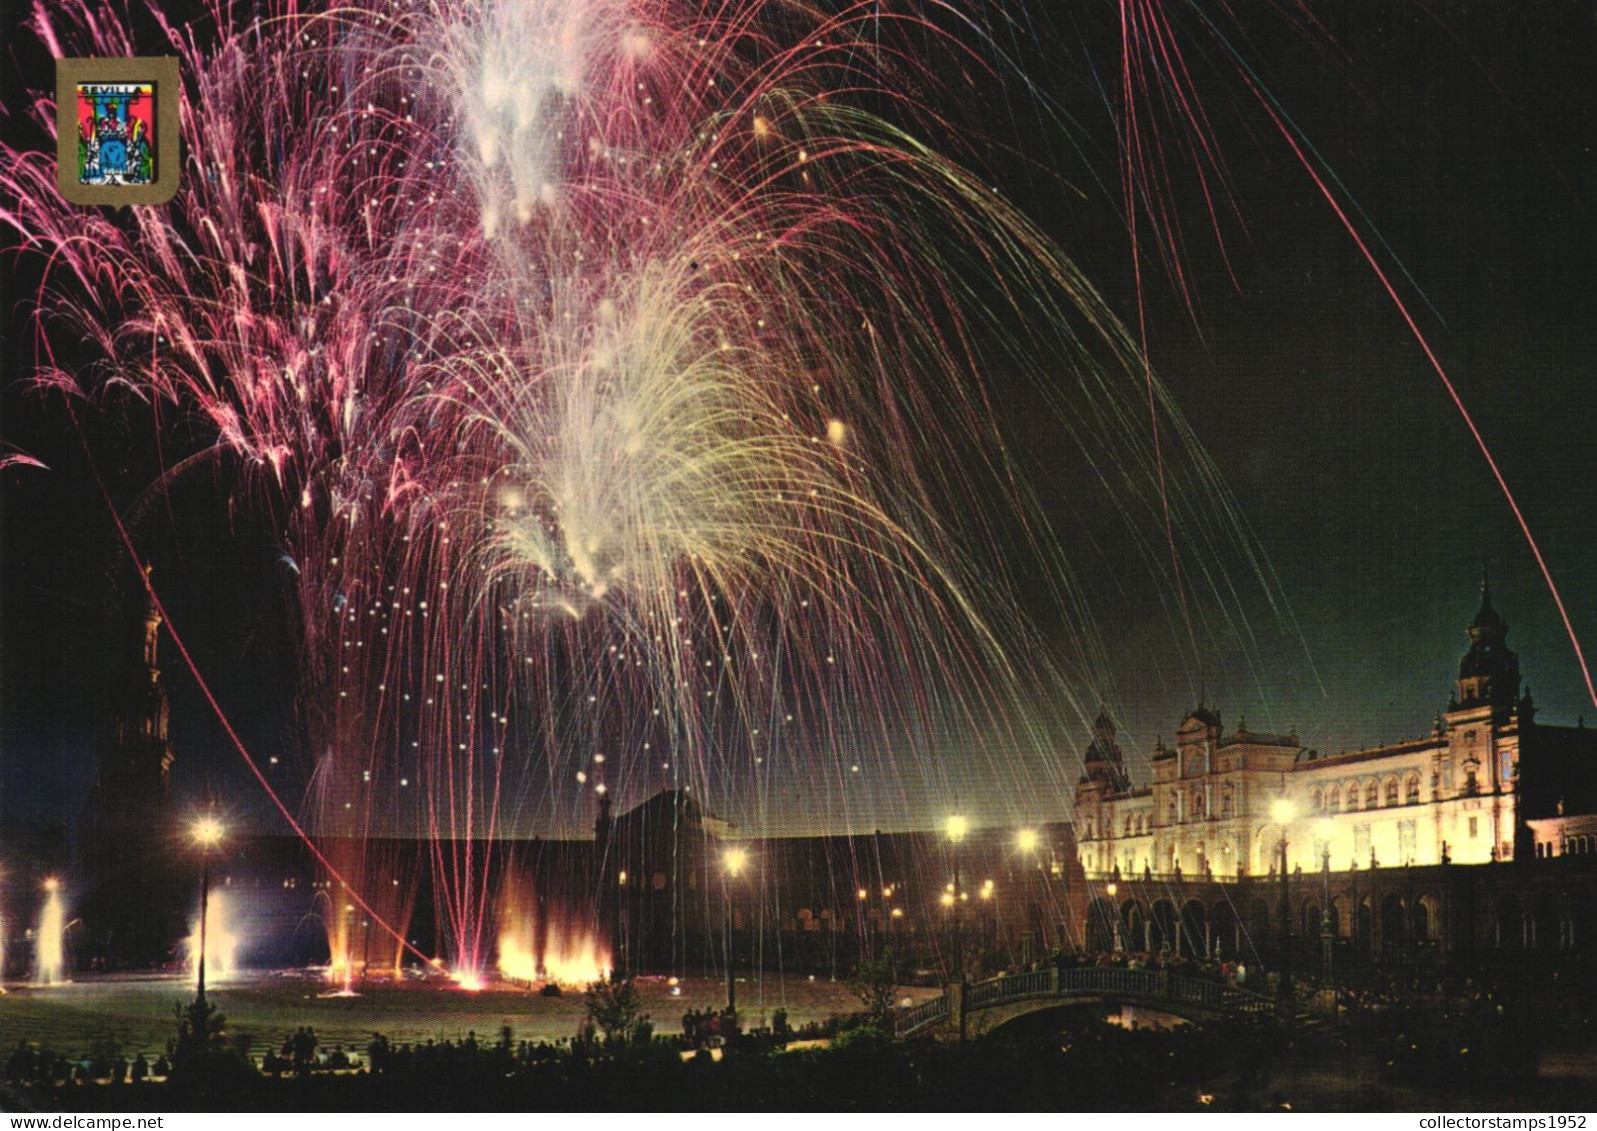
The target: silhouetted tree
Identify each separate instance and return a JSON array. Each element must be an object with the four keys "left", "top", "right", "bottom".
[
  {"left": 846, "top": 953, "right": 899, "bottom": 1026},
  {"left": 583, "top": 973, "right": 649, "bottom": 1045}
]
